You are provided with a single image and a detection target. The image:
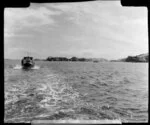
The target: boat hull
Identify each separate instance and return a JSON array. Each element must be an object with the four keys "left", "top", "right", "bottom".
[{"left": 22, "top": 63, "right": 34, "bottom": 69}]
